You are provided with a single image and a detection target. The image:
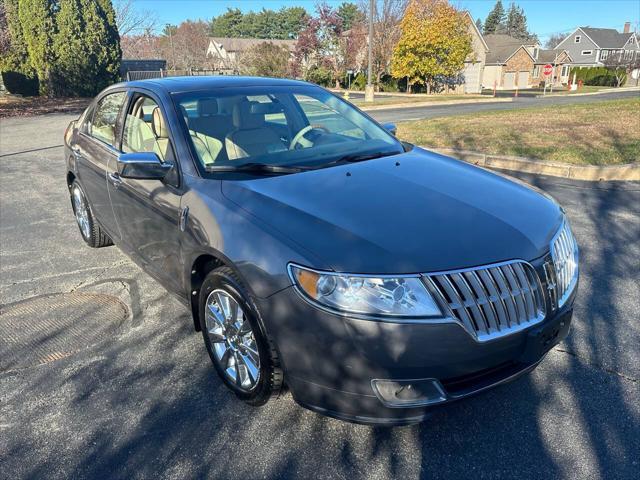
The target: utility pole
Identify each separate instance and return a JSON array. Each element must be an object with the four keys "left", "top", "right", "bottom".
[
  {"left": 365, "top": 0, "right": 374, "bottom": 102},
  {"left": 166, "top": 24, "right": 176, "bottom": 72}
]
